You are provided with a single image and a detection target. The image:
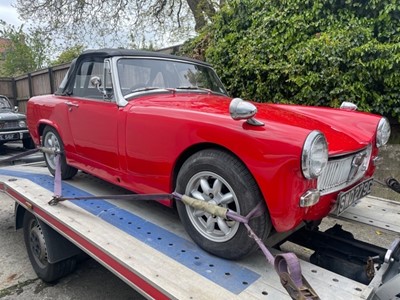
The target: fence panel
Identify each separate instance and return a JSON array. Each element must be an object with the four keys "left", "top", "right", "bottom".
[
  {"left": 31, "top": 69, "right": 51, "bottom": 96},
  {"left": 0, "top": 63, "right": 70, "bottom": 113},
  {"left": 0, "top": 78, "right": 14, "bottom": 102}
]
